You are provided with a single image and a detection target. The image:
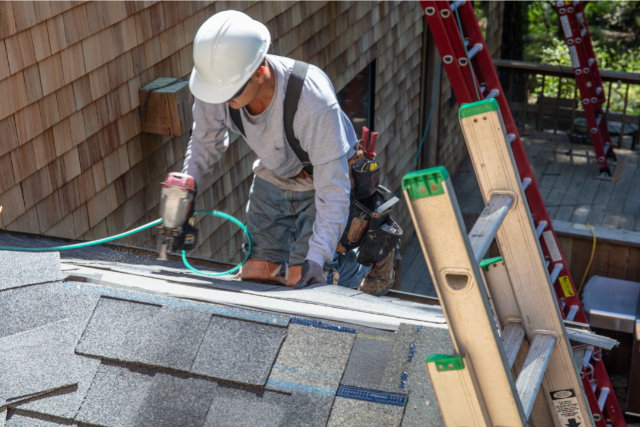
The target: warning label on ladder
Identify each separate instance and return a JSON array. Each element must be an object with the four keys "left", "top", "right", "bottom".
[
  {"left": 550, "top": 389, "right": 585, "bottom": 427},
  {"left": 559, "top": 276, "right": 575, "bottom": 297},
  {"left": 543, "top": 230, "right": 563, "bottom": 262}
]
